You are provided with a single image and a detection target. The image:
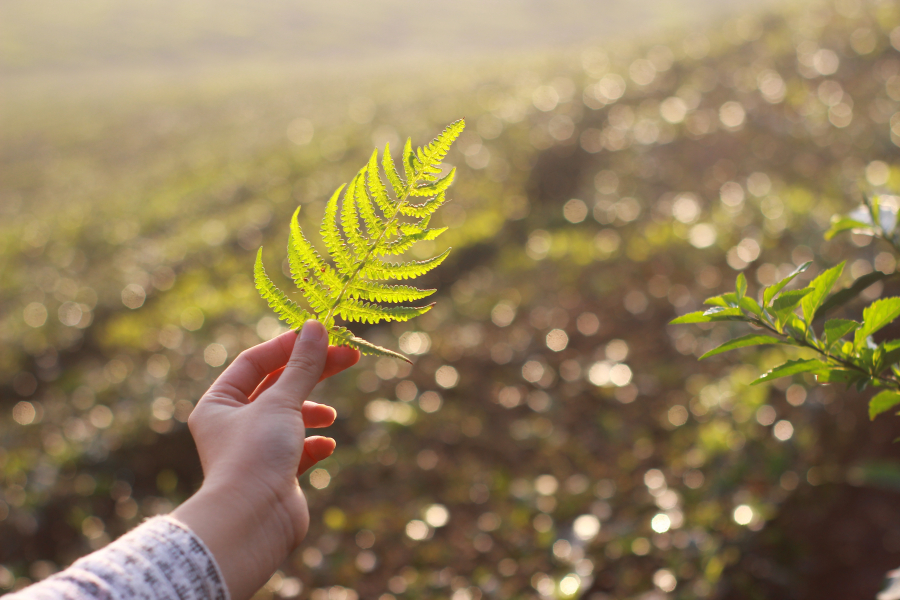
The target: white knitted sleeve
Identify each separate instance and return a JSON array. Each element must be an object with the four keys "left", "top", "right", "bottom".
[{"left": 6, "top": 516, "right": 229, "bottom": 600}]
